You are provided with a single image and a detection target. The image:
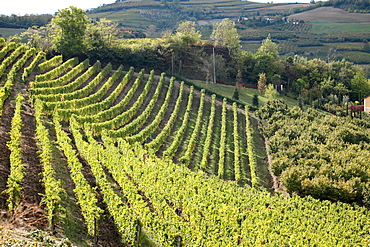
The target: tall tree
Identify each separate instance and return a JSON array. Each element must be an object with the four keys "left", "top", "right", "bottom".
[
  {"left": 51, "top": 6, "right": 89, "bottom": 57},
  {"left": 173, "top": 21, "right": 201, "bottom": 46},
  {"left": 257, "top": 34, "right": 279, "bottom": 59},
  {"left": 210, "top": 18, "right": 240, "bottom": 53},
  {"left": 258, "top": 72, "right": 267, "bottom": 94}
]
